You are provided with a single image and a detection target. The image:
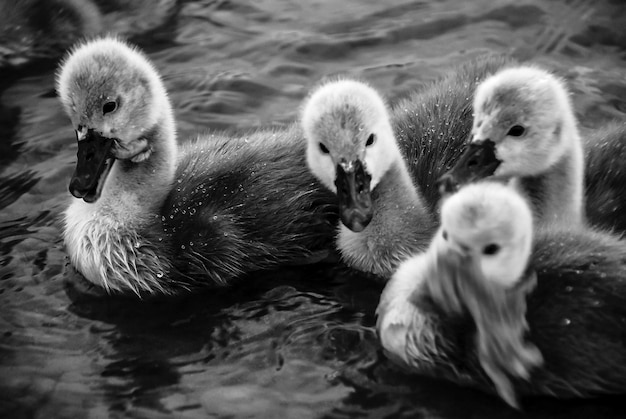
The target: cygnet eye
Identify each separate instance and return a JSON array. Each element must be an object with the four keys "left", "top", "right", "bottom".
[
  {"left": 319, "top": 143, "right": 329, "bottom": 154},
  {"left": 366, "top": 133, "right": 375, "bottom": 147},
  {"left": 442, "top": 230, "right": 448, "bottom": 240},
  {"left": 507, "top": 125, "right": 525, "bottom": 137},
  {"left": 103, "top": 101, "right": 118, "bottom": 115},
  {"left": 483, "top": 243, "right": 500, "bottom": 255}
]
